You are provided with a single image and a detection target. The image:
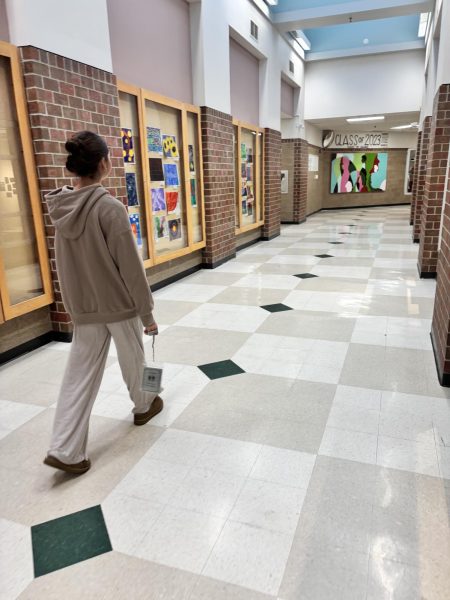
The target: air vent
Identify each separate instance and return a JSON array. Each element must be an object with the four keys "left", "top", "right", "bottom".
[
  {"left": 289, "top": 60, "right": 294, "bottom": 74},
  {"left": 250, "top": 20, "right": 258, "bottom": 40}
]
